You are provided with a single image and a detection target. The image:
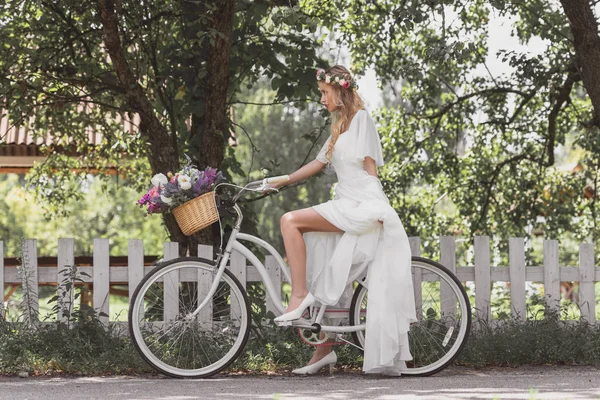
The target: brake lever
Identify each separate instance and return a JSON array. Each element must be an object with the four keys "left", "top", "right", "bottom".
[{"left": 259, "top": 178, "right": 280, "bottom": 193}]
